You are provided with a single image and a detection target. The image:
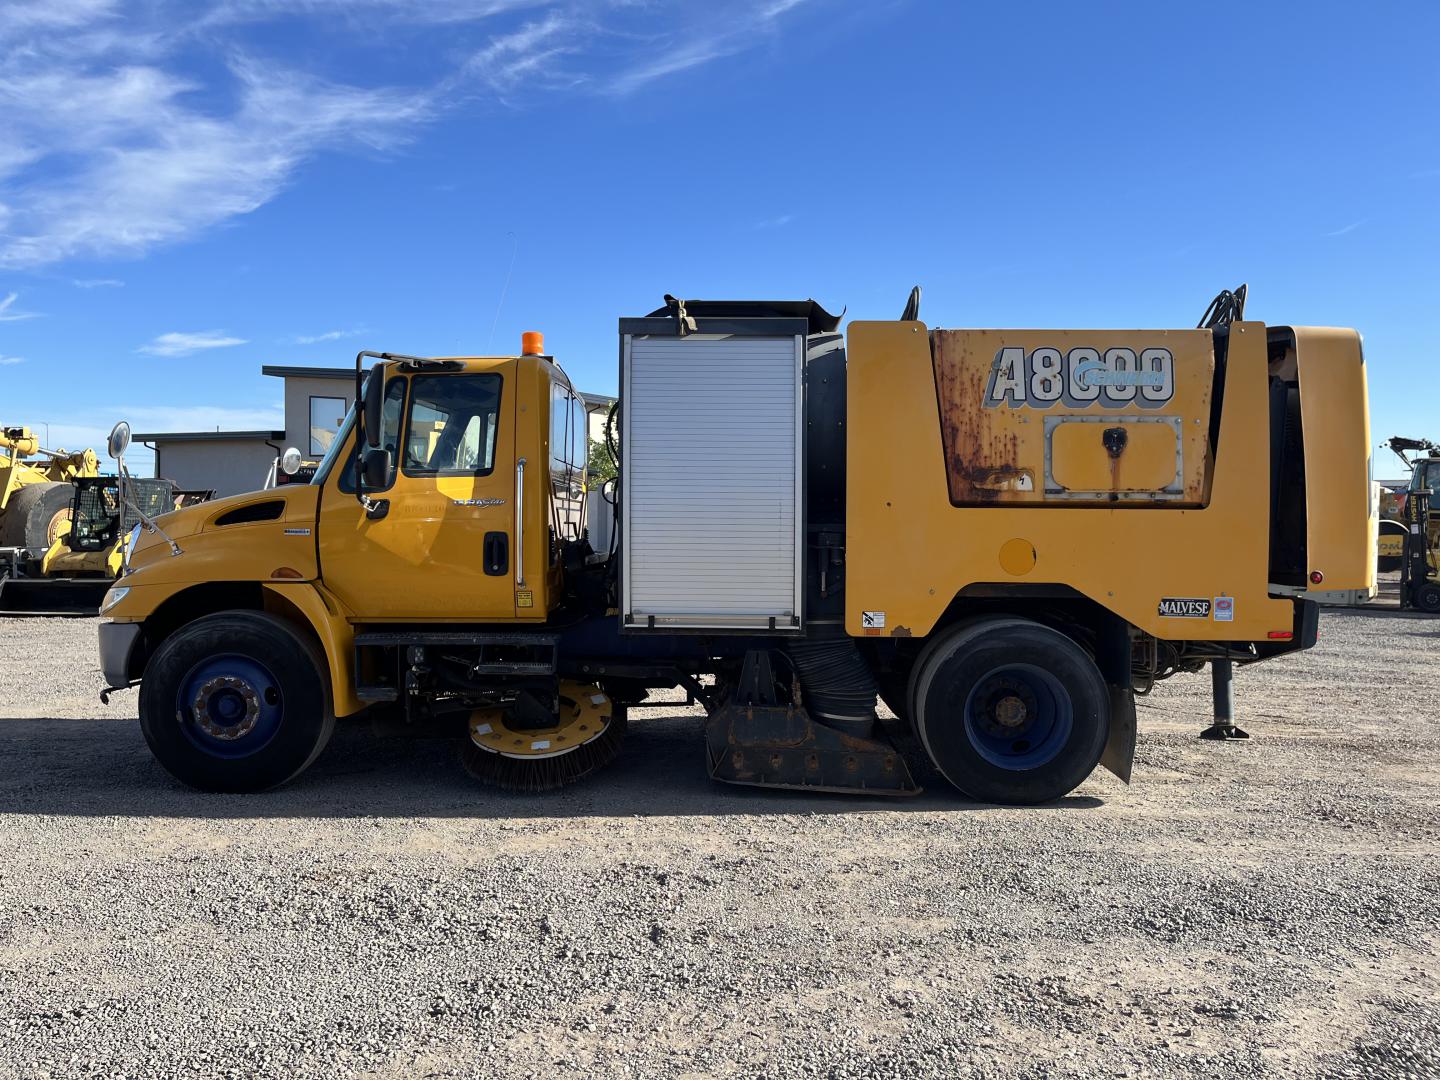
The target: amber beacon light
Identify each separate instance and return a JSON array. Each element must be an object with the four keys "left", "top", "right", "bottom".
[{"left": 521, "top": 331, "right": 545, "bottom": 356}]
